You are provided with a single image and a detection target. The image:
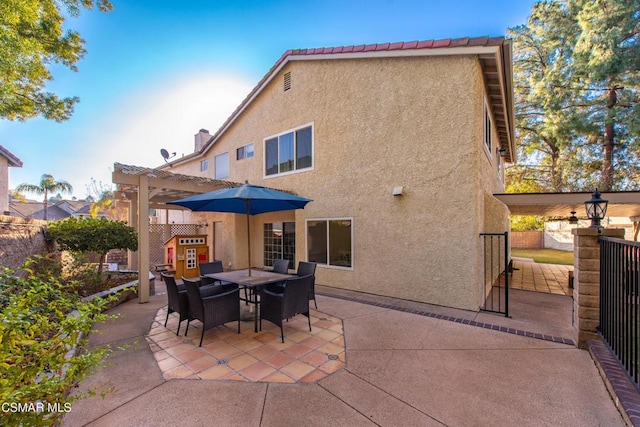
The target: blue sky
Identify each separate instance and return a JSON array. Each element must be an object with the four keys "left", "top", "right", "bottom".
[{"left": 1, "top": 0, "right": 535, "bottom": 200}]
